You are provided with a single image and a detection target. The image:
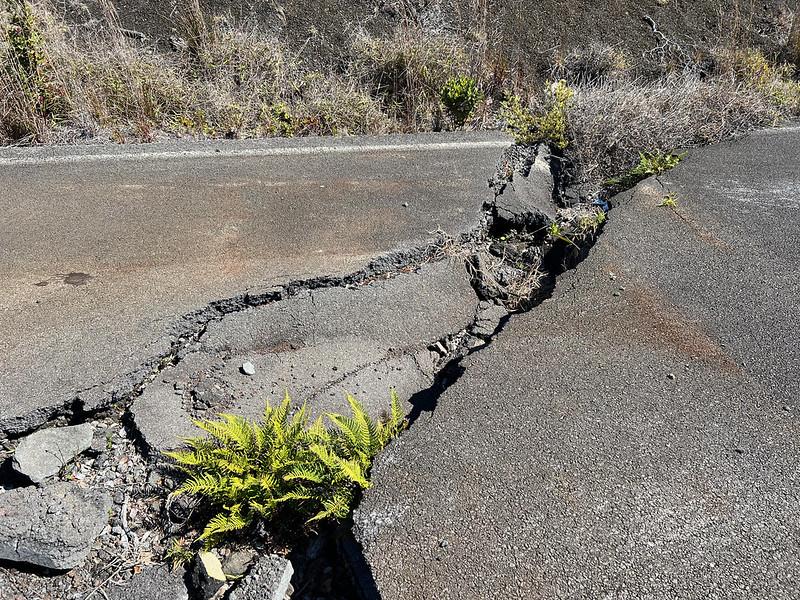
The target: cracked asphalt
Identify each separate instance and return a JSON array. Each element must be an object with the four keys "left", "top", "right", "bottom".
[
  {"left": 0, "top": 132, "right": 509, "bottom": 436},
  {"left": 355, "top": 122, "right": 800, "bottom": 598}
]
